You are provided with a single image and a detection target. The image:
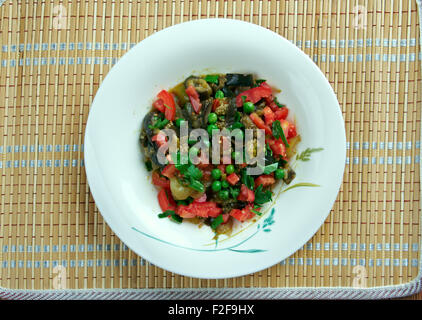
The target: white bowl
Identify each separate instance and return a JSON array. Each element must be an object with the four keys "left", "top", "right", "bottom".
[{"left": 84, "top": 19, "right": 346, "bottom": 279}]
